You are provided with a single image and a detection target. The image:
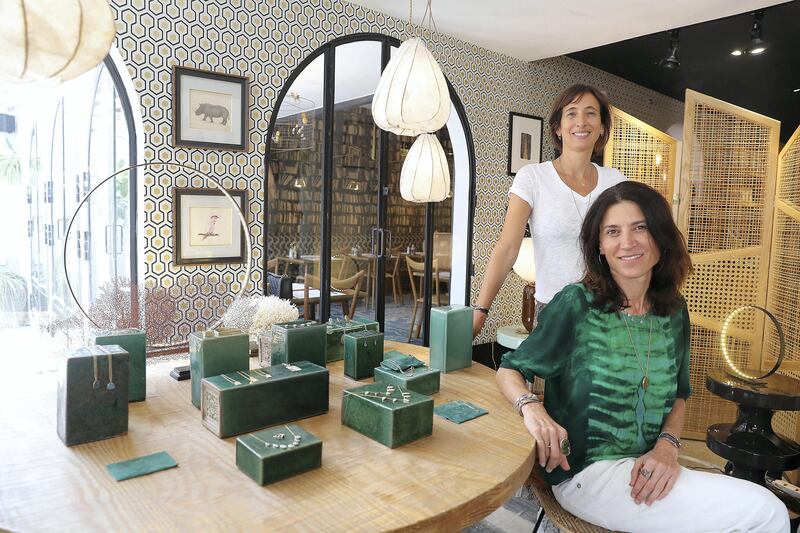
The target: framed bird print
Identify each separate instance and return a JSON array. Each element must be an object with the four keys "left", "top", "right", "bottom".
[{"left": 173, "top": 187, "right": 248, "bottom": 265}]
